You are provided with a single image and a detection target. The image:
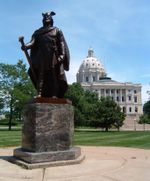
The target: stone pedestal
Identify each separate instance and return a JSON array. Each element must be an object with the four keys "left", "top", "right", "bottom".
[
  {"left": 22, "top": 101, "right": 74, "bottom": 152},
  {"left": 13, "top": 98, "right": 84, "bottom": 168}
]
